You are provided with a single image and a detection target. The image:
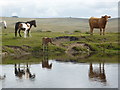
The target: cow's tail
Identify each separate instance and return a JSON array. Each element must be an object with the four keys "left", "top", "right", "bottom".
[{"left": 15, "top": 22, "right": 19, "bottom": 37}]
